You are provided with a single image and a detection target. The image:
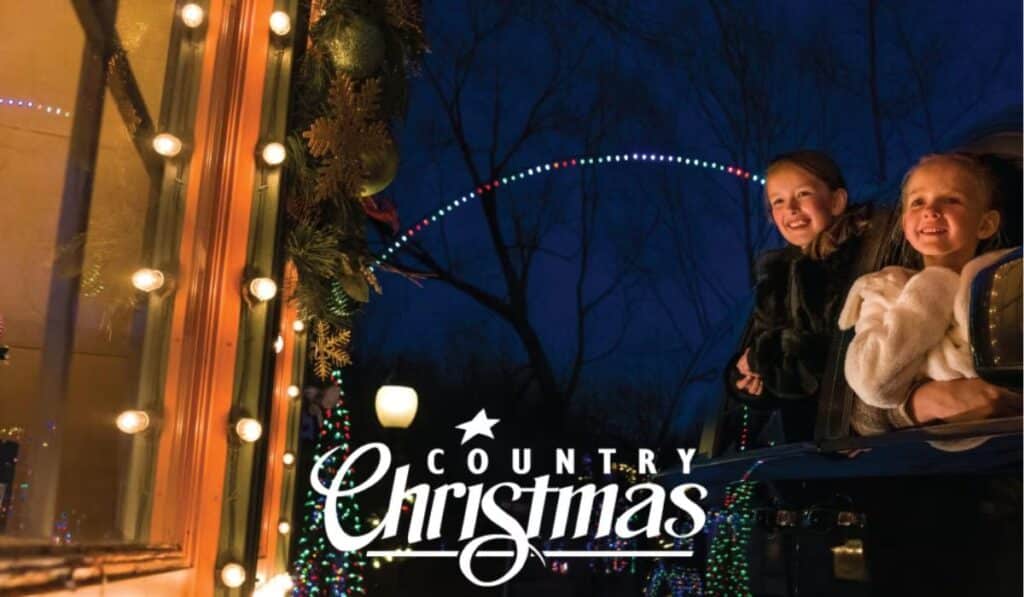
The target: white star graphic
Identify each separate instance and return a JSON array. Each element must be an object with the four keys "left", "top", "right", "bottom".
[{"left": 455, "top": 409, "right": 500, "bottom": 445}]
